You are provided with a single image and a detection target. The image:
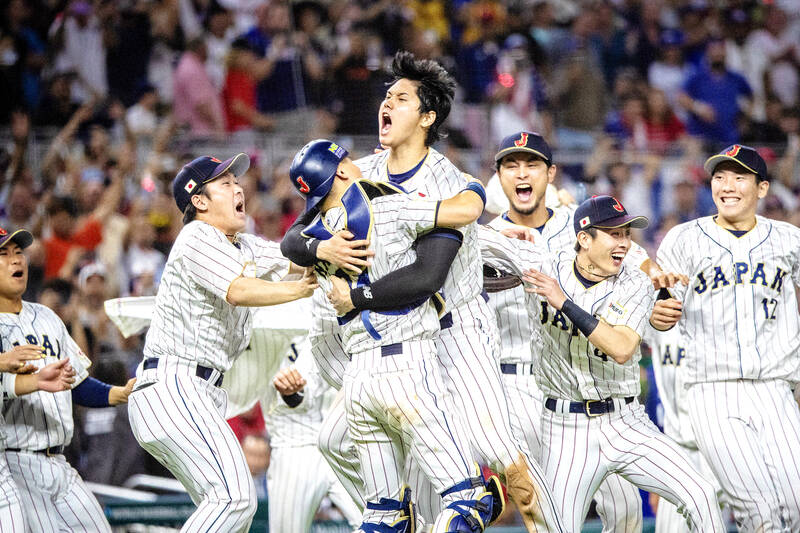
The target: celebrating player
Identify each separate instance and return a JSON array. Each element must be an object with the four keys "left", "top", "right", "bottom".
[
  {"left": 127, "top": 153, "right": 317, "bottom": 533},
  {"left": 656, "top": 145, "right": 800, "bottom": 531},
  {"left": 480, "top": 196, "right": 726, "bottom": 532},
  {"left": 0, "top": 226, "right": 131, "bottom": 533},
  {"left": 484, "top": 131, "right": 644, "bottom": 532},
  {"left": 288, "top": 138, "right": 500, "bottom": 533},
  {"left": 282, "top": 50, "right": 565, "bottom": 533}
]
